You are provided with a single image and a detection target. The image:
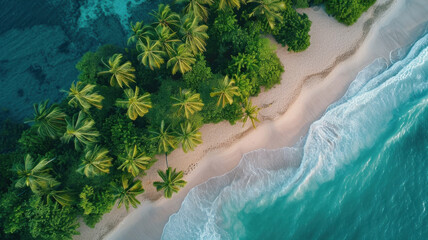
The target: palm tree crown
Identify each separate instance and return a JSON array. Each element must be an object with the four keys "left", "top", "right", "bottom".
[
  {"left": 26, "top": 100, "right": 66, "bottom": 139},
  {"left": 184, "top": 0, "right": 213, "bottom": 22},
  {"left": 137, "top": 37, "right": 165, "bottom": 70},
  {"left": 38, "top": 186, "right": 75, "bottom": 207},
  {"left": 150, "top": 120, "right": 176, "bottom": 153},
  {"left": 242, "top": 100, "right": 260, "bottom": 128},
  {"left": 64, "top": 81, "right": 104, "bottom": 111},
  {"left": 181, "top": 16, "right": 209, "bottom": 55},
  {"left": 167, "top": 44, "right": 196, "bottom": 75},
  {"left": 174, "top": 122, "right": 202, "bottom": 153},
  {"left": 171, "top": 89, "right": 204, "bottom": 118},
  {"left": 150, "top": 4, "right": 181, "bottom": 31},
  {"left": 111, "top": 175, "right": 145, "bottom": 211},
  {"left": 116, "top": 86, "right": 152, "bottom": 121},
  {"left": 61, "top": 111, "right": 100, "bottom": 150},
  {"left": 153, "top": 167, "right": 187, "bottom": 198},
  {"left": 248, "top": 0, "right": 286, "bottom": 29},
  {"left": 127, "top": 21, "right": 151, "bottom": 45},
  {"left": 118, "top": 145, "right": 153, "bottom": 177},
  {"left": 151, "top": 25, "right": 181, "bottom": 57},
  {"left": 13, "top": 154, "right": 58, "bottom": 194},
  {"left": 210, "top": 75, "right": 241, "bottom": 108},
  {"left": 77, "top": 145, "right": 113, "bottom": 177},
  {"left": 218, "top": 0, "right": 244, "bottom": 10},
  {"left": 99, "top": 54, "right": 136, "bottom": 88}
]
